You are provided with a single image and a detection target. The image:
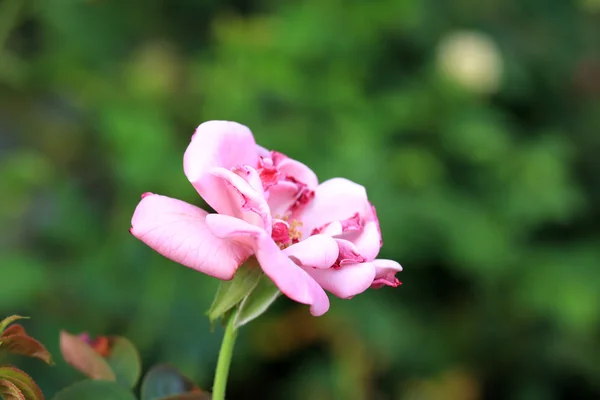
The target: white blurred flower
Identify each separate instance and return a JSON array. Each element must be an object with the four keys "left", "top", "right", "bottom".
[{"left": 436, "top": 30, "right": 503, "bottom": 95}]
